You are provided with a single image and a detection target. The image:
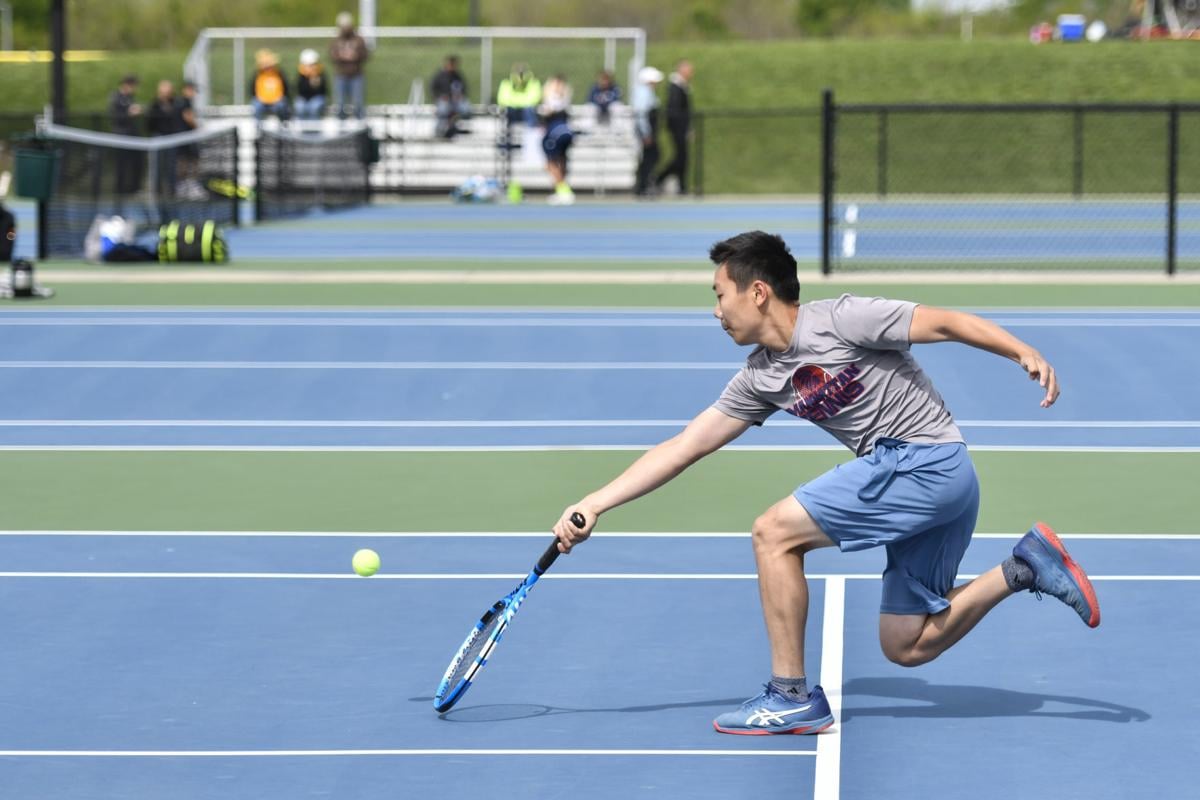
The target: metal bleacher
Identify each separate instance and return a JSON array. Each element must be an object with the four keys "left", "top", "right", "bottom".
[{"left": 207, "top": 103, "right": 640, "bottom": 196}]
